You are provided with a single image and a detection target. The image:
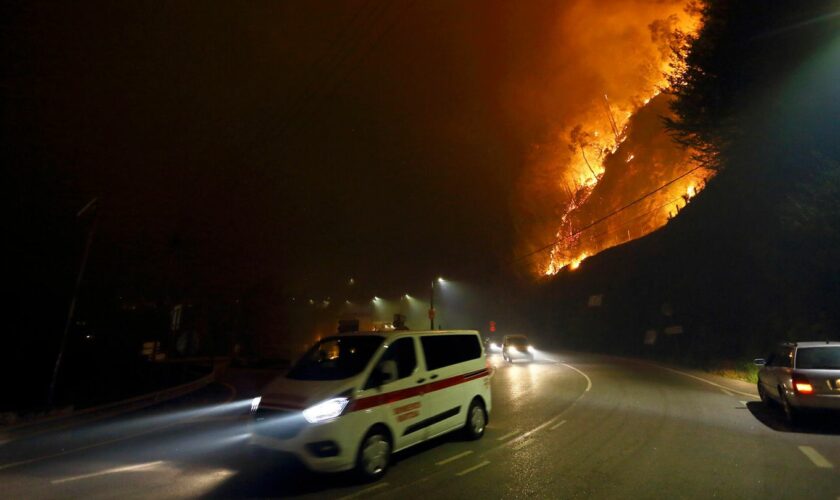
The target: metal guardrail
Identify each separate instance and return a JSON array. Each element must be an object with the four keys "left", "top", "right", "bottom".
[{"left": 1, "top": 371, "right": 215, "bottom": 441}]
